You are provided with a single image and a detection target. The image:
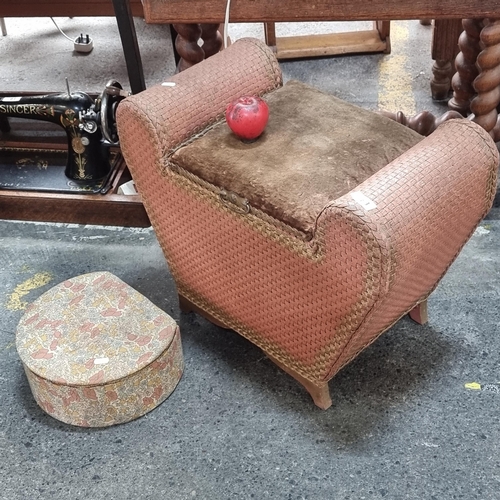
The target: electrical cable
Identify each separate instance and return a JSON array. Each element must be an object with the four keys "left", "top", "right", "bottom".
[
  {"left": 224, "top": 0, "right": 231, "bottom": 49},
  {"left": 50, "top": 17, "right": 74, "bottom": 43}
]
